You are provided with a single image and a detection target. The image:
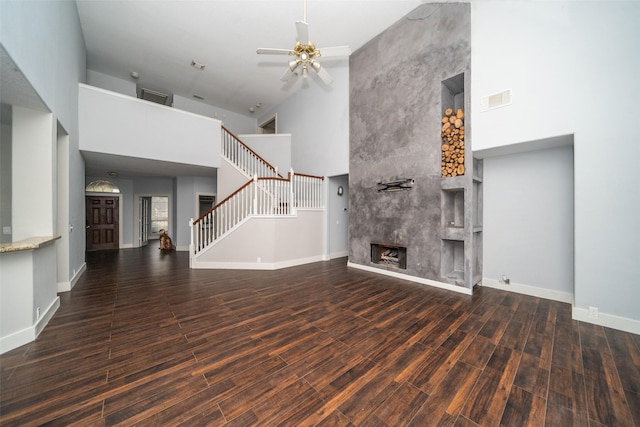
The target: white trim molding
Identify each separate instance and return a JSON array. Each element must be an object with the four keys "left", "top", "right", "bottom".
[
  {"left": 0, "top": 296, "right": 59, "bottom": 355},
  {"left": 573, "top": 307, "right": 640, "bottom": 336},
  {"left": 482, "top": 278, "right": 573, "bottom": 304},
  {"left": 57, "top": 262, "right": 86, "bottom": 292},
  {"left": 347, "top": 262, "right": 473, "bottom": 296},
  {"left": 192, "top": 254, "right": 326, "bottom": 270}
]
